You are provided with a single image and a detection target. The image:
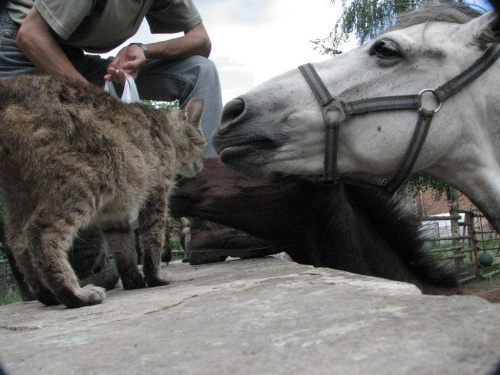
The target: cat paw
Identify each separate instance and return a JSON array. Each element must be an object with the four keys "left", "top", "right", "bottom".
[
  {"left": 62, "top": 285, "right": 106, "bottom": 308},
  {"left": 146, "top": 274, "right": 171, "bottom": 288},
  {"left": 80, "top": 285, "right": 106, "bottom": 305},
  {"left": 121, "top": 272, "right": 147, "bottom": 290}
]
